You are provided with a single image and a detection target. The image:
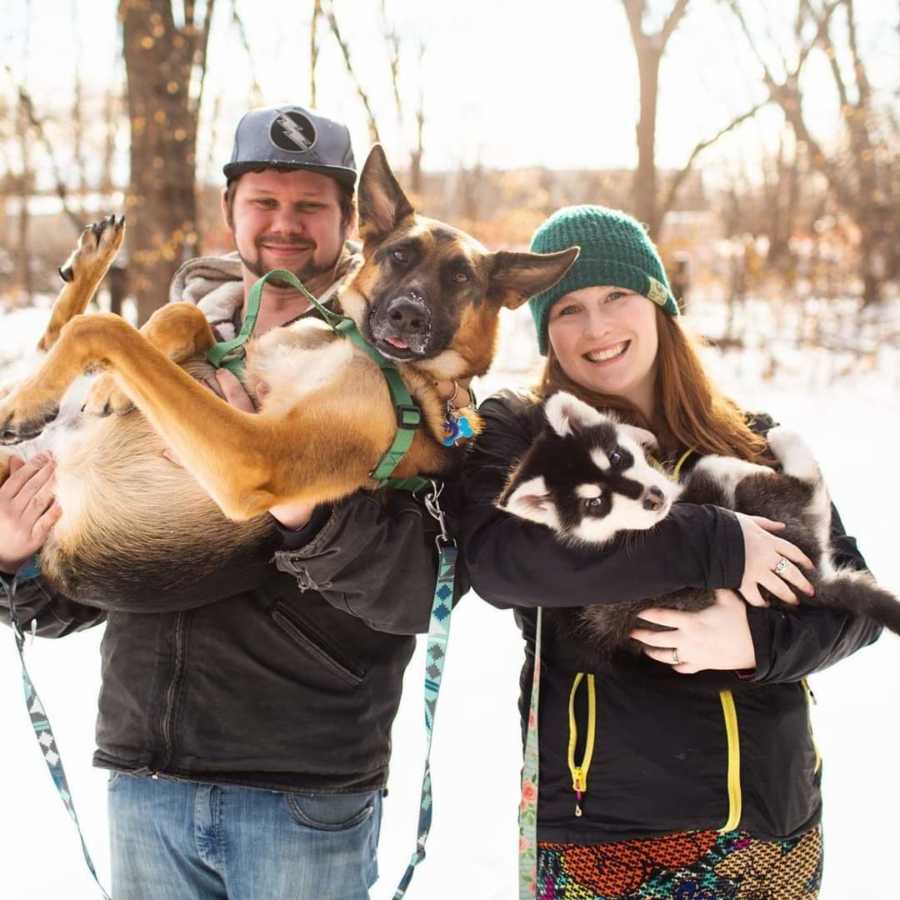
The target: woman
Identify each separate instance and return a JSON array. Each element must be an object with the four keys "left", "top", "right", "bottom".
[{"left": 462, "top": 206, "right": 880, "bottom": 899}]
